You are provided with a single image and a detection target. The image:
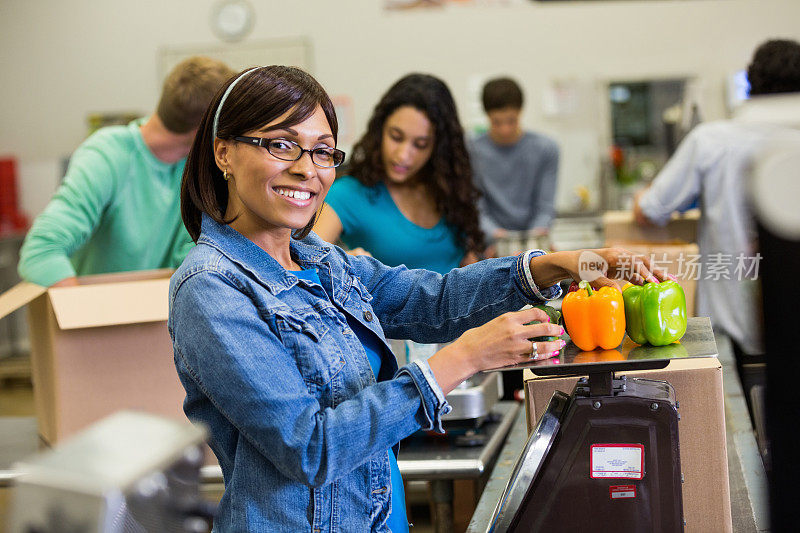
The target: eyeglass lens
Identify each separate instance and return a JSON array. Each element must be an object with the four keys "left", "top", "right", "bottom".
[{"left": 268, "top": 139, "right": 344, "bottom": 168}]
